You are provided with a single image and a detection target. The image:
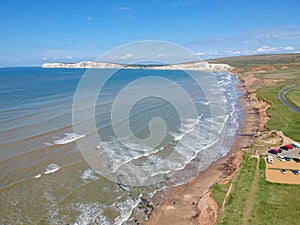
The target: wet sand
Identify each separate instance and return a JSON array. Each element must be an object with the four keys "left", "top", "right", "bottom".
[{"left": 147, "top": 71, "right": 261, "bottom": 225}]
